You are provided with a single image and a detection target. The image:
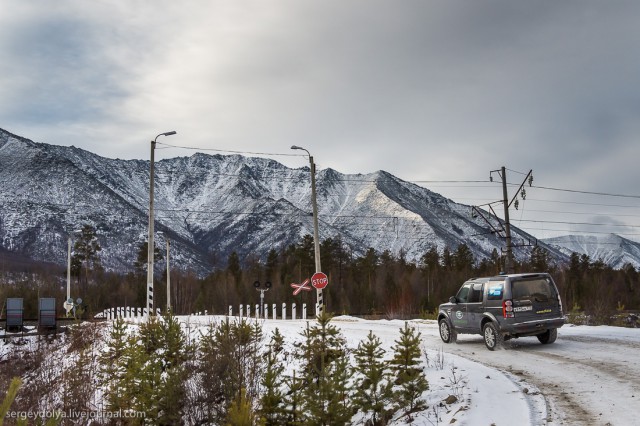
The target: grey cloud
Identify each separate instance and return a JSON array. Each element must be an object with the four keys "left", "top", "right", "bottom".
[{"left": 1, "top": 0, "right": 639, "bottom": 240}]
